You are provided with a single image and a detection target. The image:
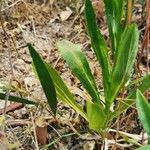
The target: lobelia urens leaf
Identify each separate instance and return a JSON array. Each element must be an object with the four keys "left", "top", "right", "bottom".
[
  {"left": 85, "top": 0, "right": 110, "bottom": 100},
  {"left": 0, "top": 92, "right": 37, "bottom": 105},
  {"left": 27, "top": 43, "right": 57, "bottom": 115},
  {"left": 86, "top": 100, "right": 107, "bottom": 132},
  {"left": 103, "top": 0, "right": 124, "bottom": 56},
  {"left": 57, "top": 40, "right": 100, "bottom": 104},
  {"left": 31, "top": 53, "right": 87, "bottom": 120},
  {"left": 44, "top": 62, "right": 87, "bottom": 120},
  {"left": 136, "top": 90, "right": 150, "bottom": 141},
  {"left": 107, "top": 24, "right": 139, "bottom": 107},
  {"left": 57, "top": 37, "right": 109, "bottom": 131}
]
